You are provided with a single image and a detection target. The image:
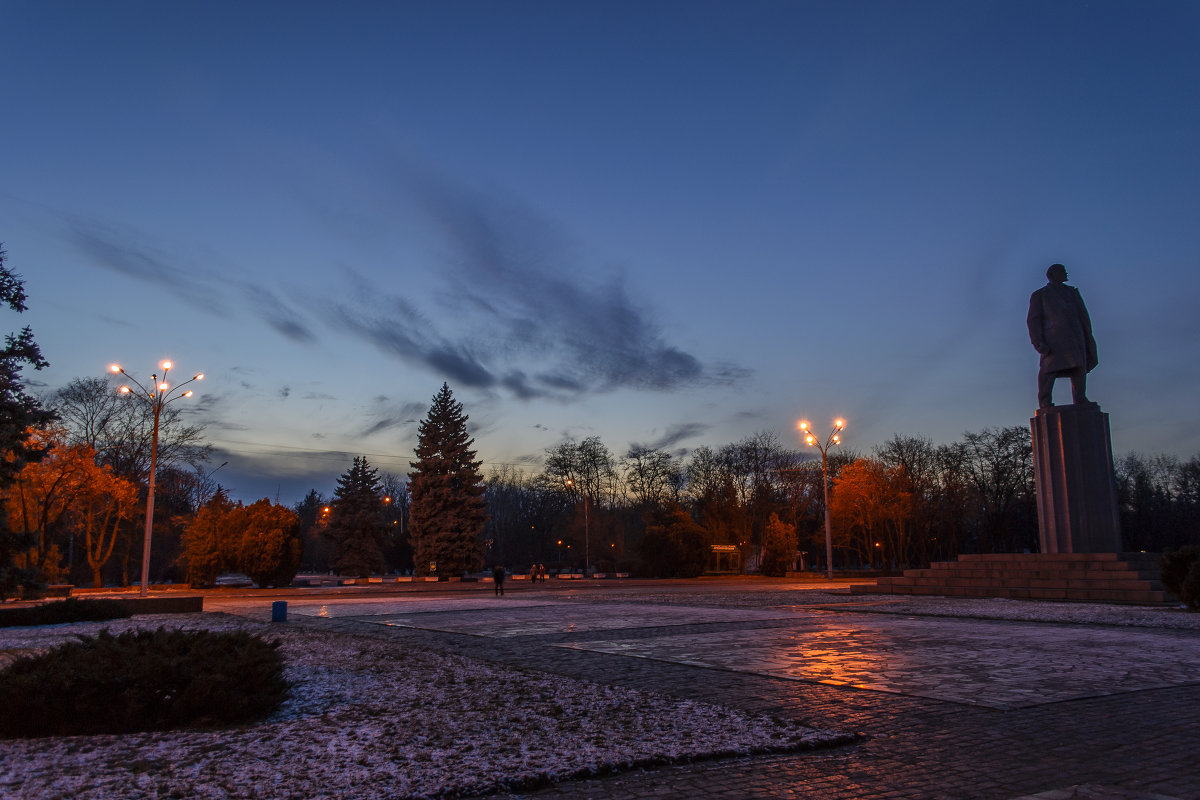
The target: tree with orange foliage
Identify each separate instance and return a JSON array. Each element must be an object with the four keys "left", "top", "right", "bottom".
[
  {"left": 182, "top": 494, "right": 301, "bottom": 588},
  {"left": 759, "top": 512, "right": 796, "bottom": 577},
  {"left": 77, "top": 465, "right": 139, "bottom": 587},
  {"left": 181, "top": 491, "right": 236, "bottom": 587},
  {"left": 4, "top": 428, "right": 88, "bottom": 583},
  {"left": 235, "top": 499, "right": 302, "bottom": 588},
  {"left": 830, "top": 458, "right": 914, "bottom": 572},
  {"left": 2, "top": 427, "right": 140, "bottom": 587},
  {"left": 0, "top": 242, "right": 56, "bottom": 599}
]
